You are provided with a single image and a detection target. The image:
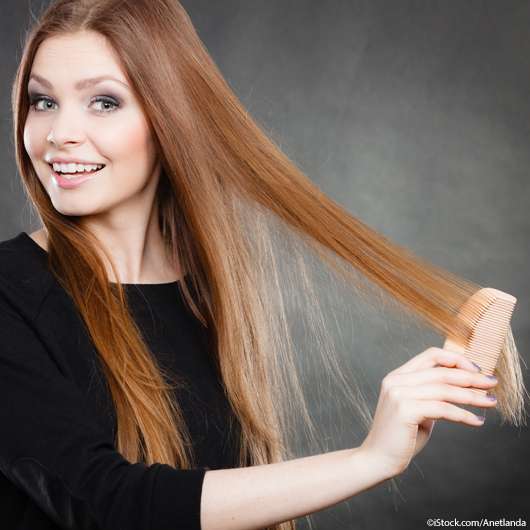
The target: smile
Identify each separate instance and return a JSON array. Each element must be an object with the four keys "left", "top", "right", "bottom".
[{"left": 49, "top": 164, "right": 105, "bottom": 189}]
